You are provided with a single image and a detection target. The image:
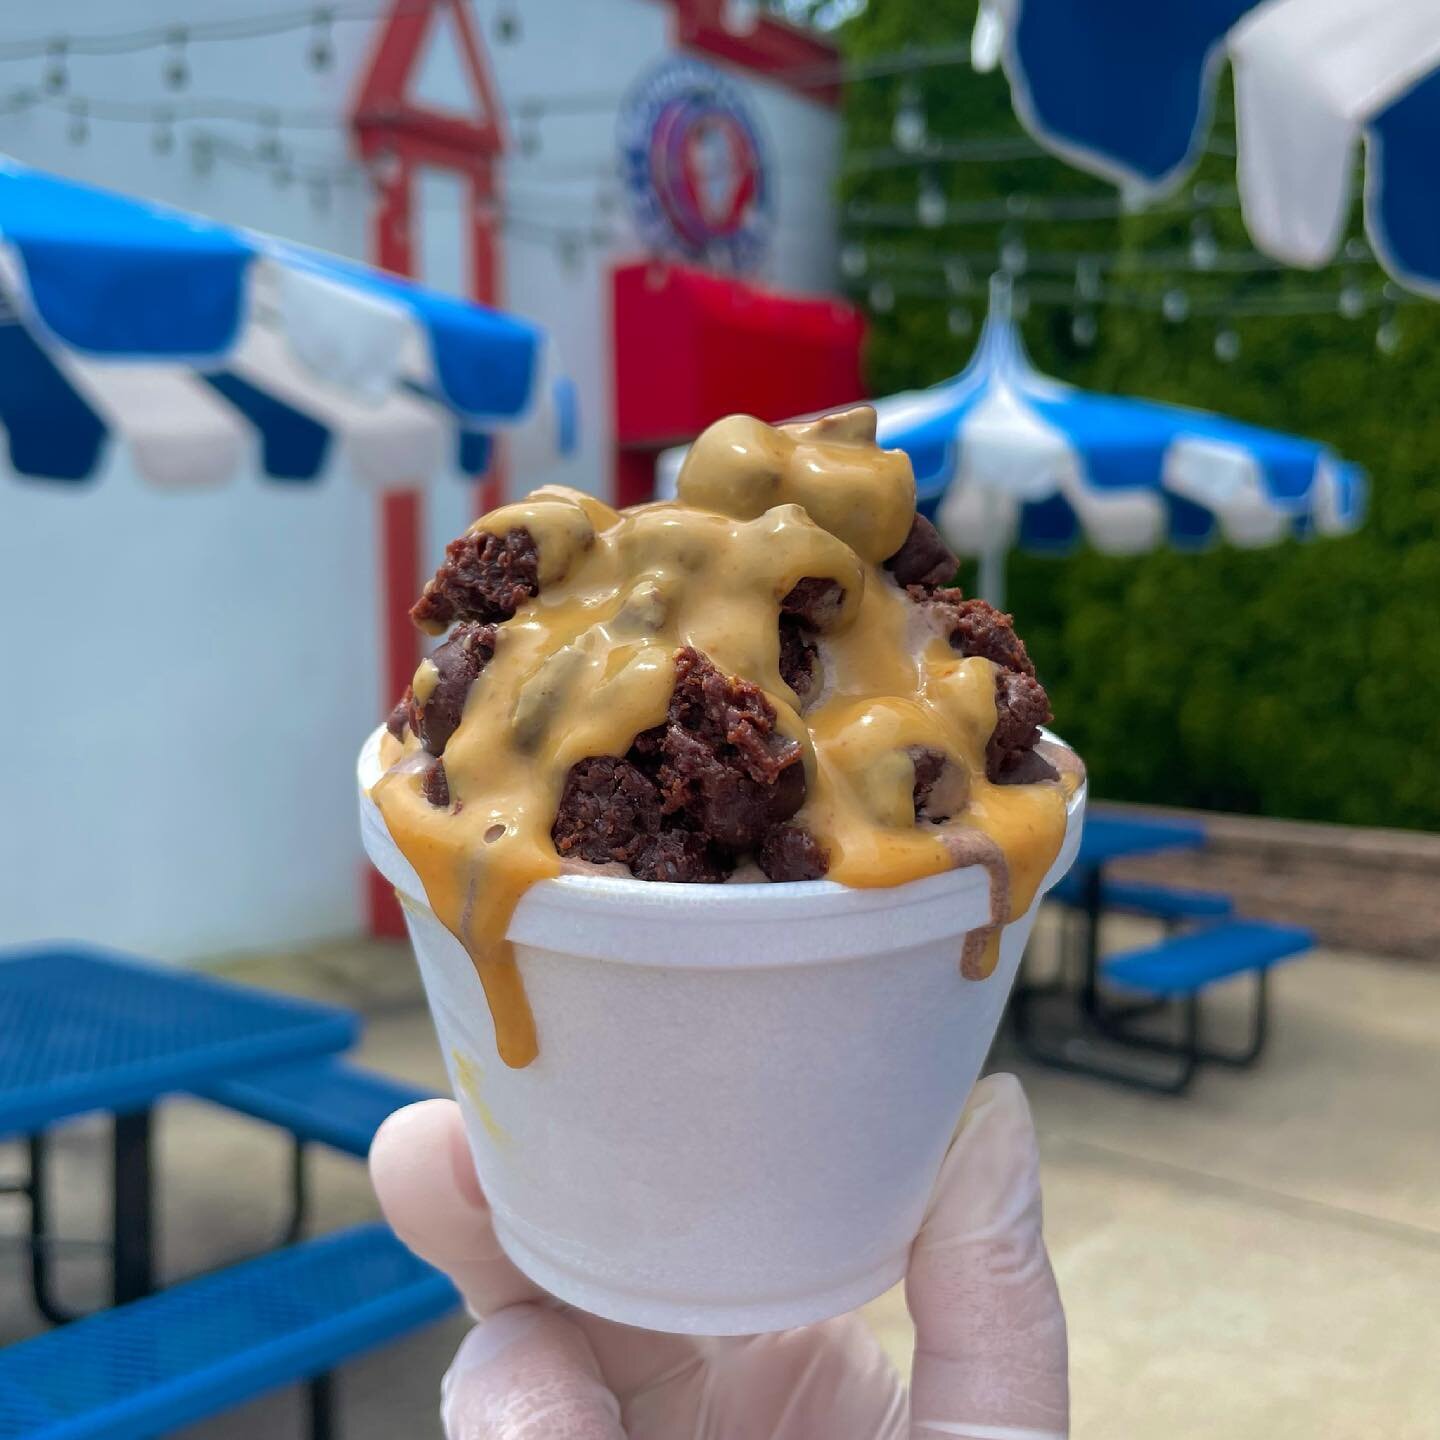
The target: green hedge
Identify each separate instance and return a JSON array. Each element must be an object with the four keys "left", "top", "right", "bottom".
[{"left": 835, "top": 3, "right": 1440, "bottom": 831}]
